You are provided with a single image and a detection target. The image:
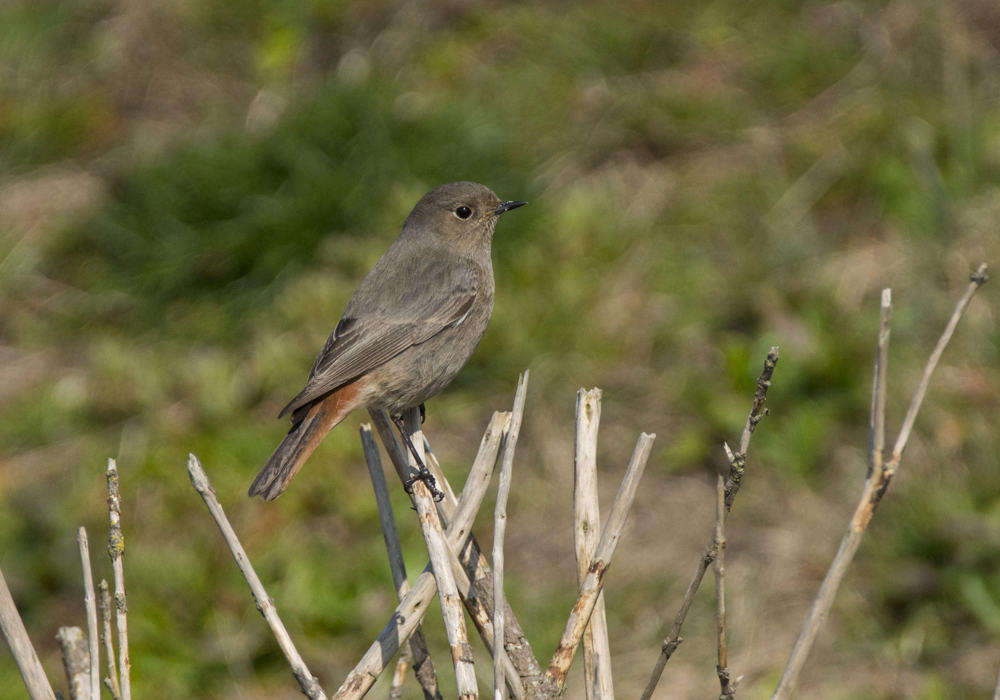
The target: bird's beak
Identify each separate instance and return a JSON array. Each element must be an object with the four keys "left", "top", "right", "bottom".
[{"left": 492, "top": 200, "right": 528, "bottom": 215}]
